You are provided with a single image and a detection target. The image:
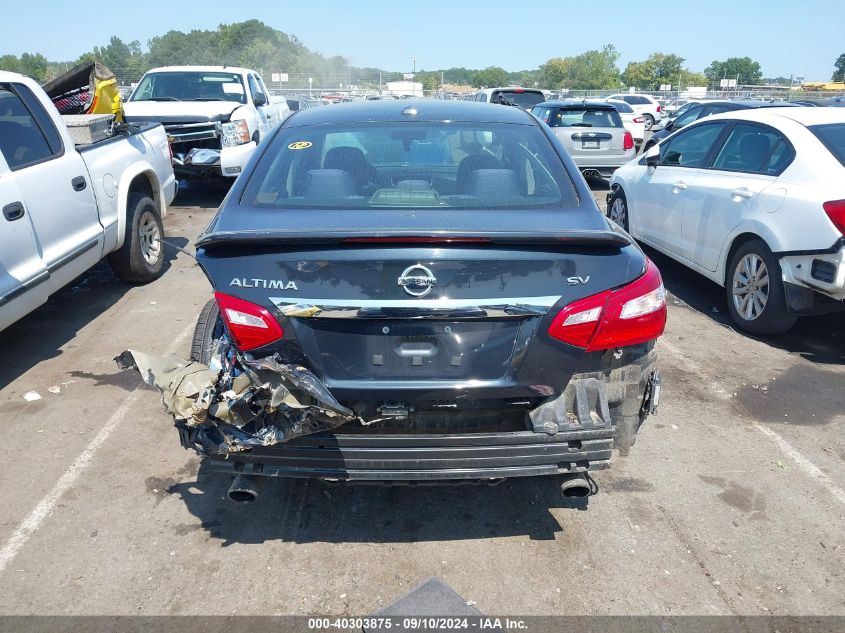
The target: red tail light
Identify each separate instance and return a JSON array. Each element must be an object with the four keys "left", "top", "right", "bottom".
[
  {"left": 623, "top": 131, "right": 634, "bottom": 151},
  {"left": 548, "top": 260, "right": 666, "bottom": 351},
  {"left": 633, "top": 116, "right": 645, "bottom": 124},
  {"left": 215, "top": 291, "right": 284, "bottom": 351},
  {"left": 823, "top": 200, "right": 845, "bottom": 235},
  {"left": 656, "top": 105, "right": 662, "bottom": 112}
]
